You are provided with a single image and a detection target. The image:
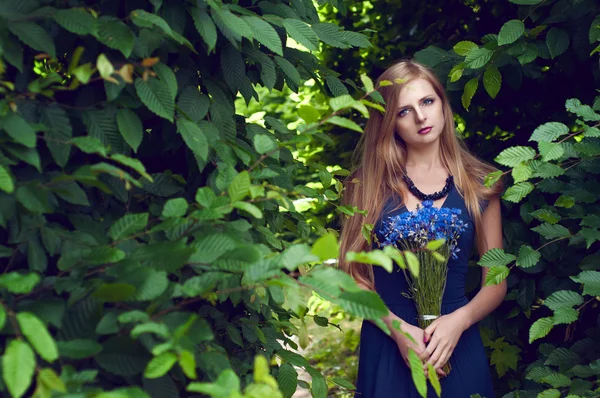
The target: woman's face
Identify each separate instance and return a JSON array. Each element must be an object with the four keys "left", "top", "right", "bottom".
[{"left": 394, "top": 78, "right": 445, "bottom": 148}]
